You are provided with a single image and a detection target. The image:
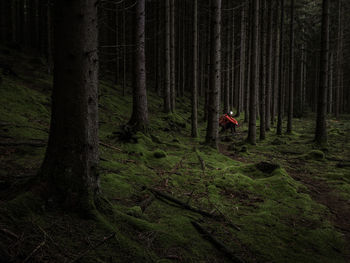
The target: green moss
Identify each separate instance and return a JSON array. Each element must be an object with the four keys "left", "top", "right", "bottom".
[{"left": 1, "top": 48, "right": 349, "bottom": 263}]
